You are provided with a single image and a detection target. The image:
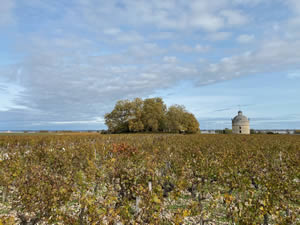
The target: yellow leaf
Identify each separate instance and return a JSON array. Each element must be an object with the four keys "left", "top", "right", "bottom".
[
  {"left": 153, "top": 195, "right": 161, "bottom": 204},
  {"left": 183, "top": 209, "right": 191, "bottom": 217},
  {"left": 60, "top": 188, "right": 67, "bottom": 194},
  {"left": 109, "top": 208, "right": 114, "bottom": 214}
]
